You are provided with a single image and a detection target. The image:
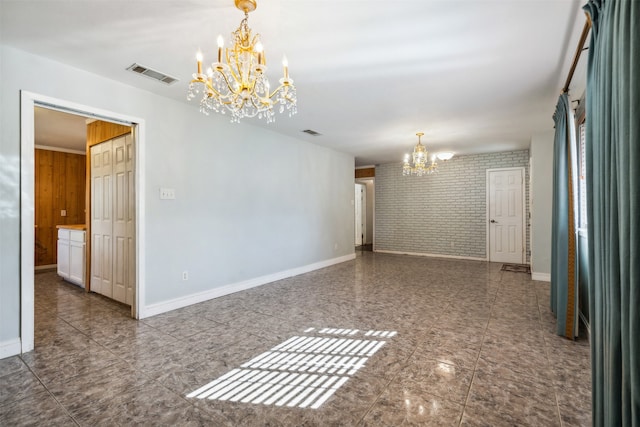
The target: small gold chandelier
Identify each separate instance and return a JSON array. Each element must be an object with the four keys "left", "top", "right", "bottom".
[
  {"left": 403, "top": 132, "right": 439, "bottom": 176},
  {"left": 187, "top": 0, "right": 297, "bottom": 123}
]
